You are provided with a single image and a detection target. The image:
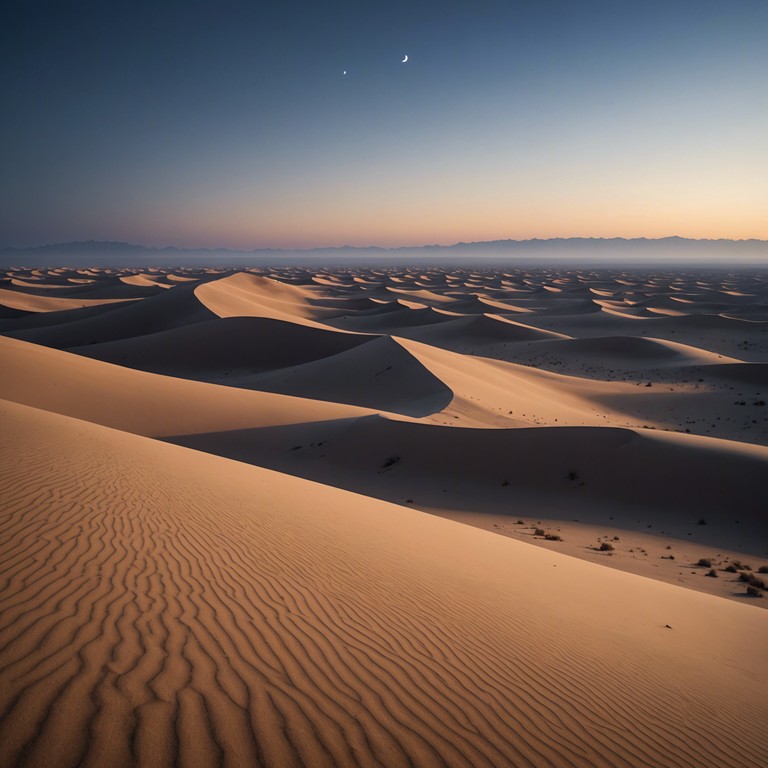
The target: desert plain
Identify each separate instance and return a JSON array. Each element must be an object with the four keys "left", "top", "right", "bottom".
[{"left": 1, "top": 264, "right": 767, "bottom": 767}]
